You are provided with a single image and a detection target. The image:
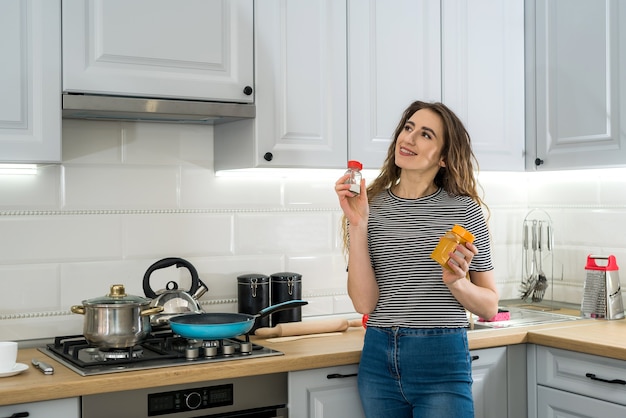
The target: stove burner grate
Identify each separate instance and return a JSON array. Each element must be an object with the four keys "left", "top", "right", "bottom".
[{"left": 41, "top": 330, "right": 281, "bottom": 375}]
